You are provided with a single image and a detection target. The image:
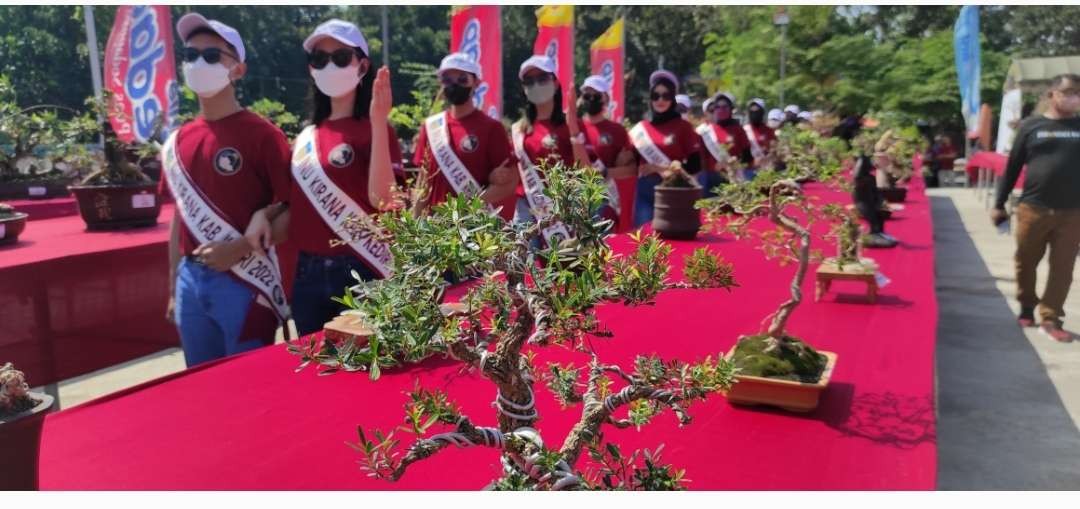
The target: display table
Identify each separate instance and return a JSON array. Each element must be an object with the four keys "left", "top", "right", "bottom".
[
  {"left": 38, "top": 182, "right": 937, "bottom": 490},
  {"left": 0, "top": 205, "right": 178, "bottom": 388}
]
